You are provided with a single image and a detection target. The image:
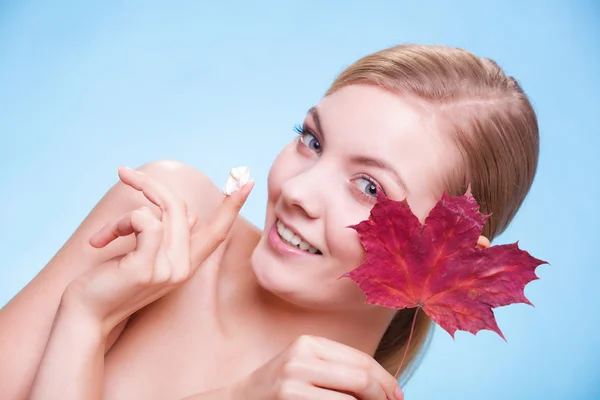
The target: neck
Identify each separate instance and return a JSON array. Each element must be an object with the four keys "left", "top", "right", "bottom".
[
  {"left": 220, "top": 234, "right": 394, "bottom": 359},
  {"left": 255, "top": 286, "right": 393, "bottom": 356}
]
